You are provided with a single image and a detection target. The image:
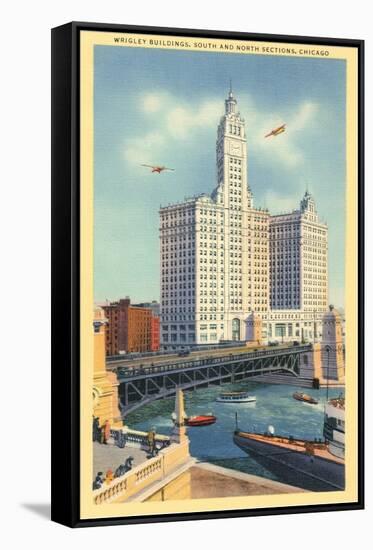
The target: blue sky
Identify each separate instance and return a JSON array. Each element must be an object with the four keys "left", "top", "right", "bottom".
[{"left": 94, "top": 45, "right": 346, "bottom": 308}]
